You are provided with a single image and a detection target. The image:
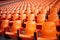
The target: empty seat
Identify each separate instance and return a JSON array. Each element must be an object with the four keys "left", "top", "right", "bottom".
[
  {"left": 19, "top": 21, "right": 36, "bottom": 40},
  {"left": 12, "top": 13, "right": 19, "bottom": 20},
  {"left": 48, "top": 13, "right": 59, "bottom": 26},
  {"left": 0, "top": 0, "right": 60, "bottom": 40},
  {"left": 1, "top": 14, "right": 6, "bottom": 20},
  {"left": 20, "top": 13, "right": 26, "bottom": 21},
  {"left": 37, "top": 14, "right": 46, "bottom": 25},
  {"left": 41, "top": 22, "right": 57, "bottom": 39},
  {"left": 25, "top": 7, "right": 31, "bottom": 16},
  {"left": 0, "top": 20, "right": 9, "bottom": 35},
  {"left": 27, "top": 14, "right": 35, "bottom": 21},
  {"left": 6, "top": 14, "right": 12, "bottom": 20},
  {"left": 25, "top": 21, "right": 36, "bottom": 35},
  {"left": 5, "top": 20, "right": 22, "bottom": 40}
]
